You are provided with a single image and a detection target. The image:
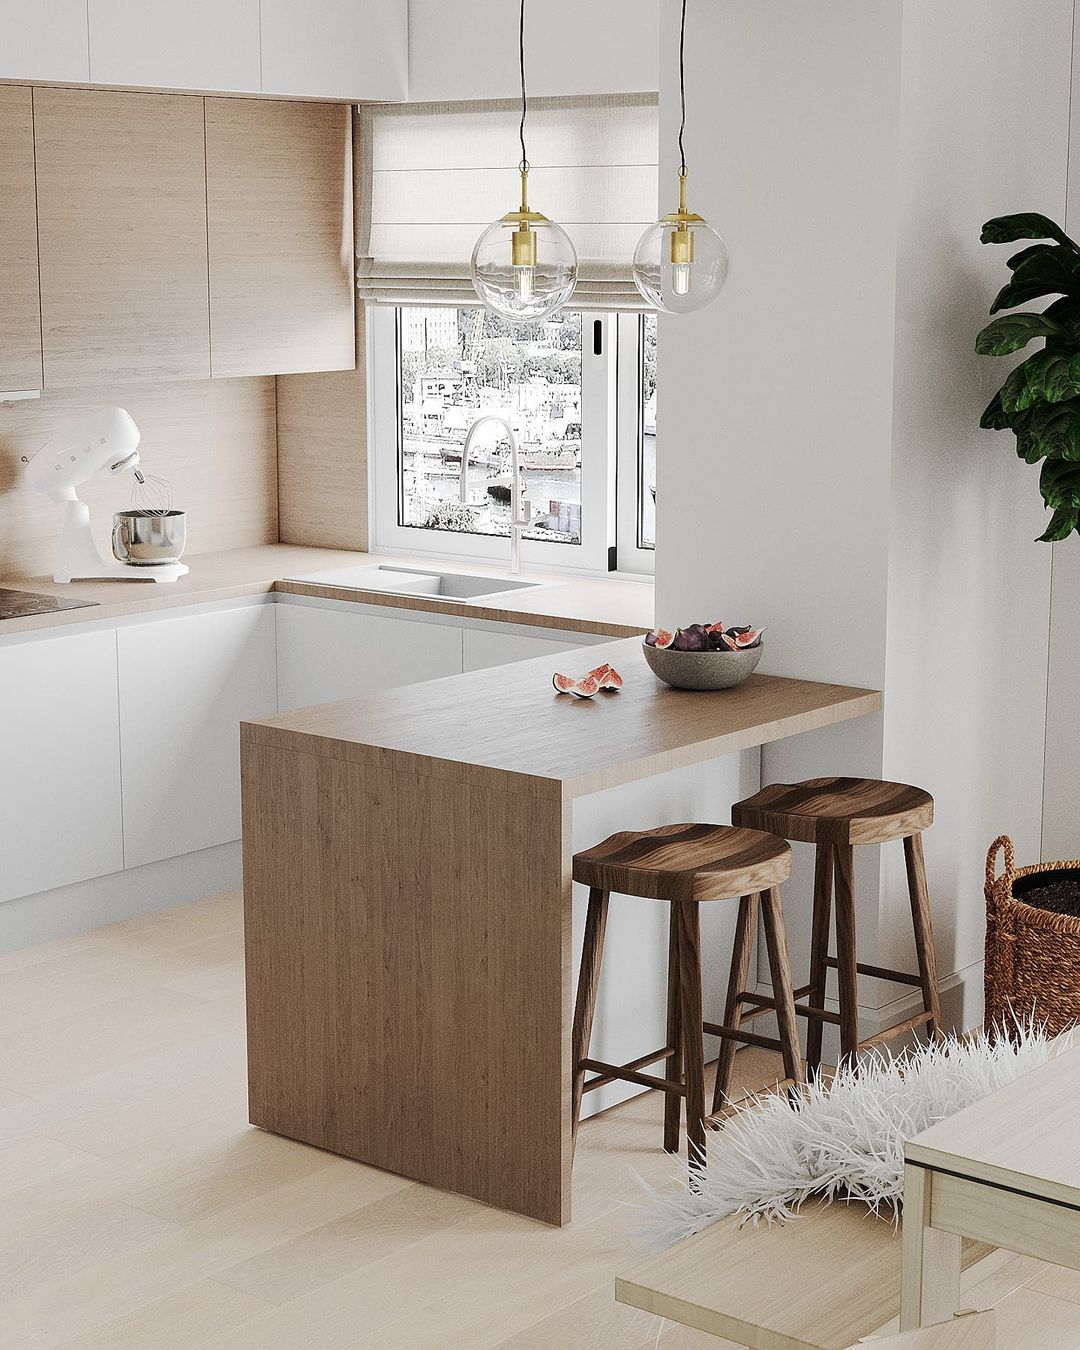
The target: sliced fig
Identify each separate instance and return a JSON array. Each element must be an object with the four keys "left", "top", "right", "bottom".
[
  {"left": 647, "top": 628, "right": 675, "bottom": 649},
  {"left": 568, "top": 674, "right": 601, "bottom": 699},
  {"left": 553, "top": 672, "right": 577, "bottom": 694},
  {"left": 729, "top": 627, "right": 765, "bottom": 649},
  {"left": 588, "top": 663, "right": 623, "bottom": 691}
]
